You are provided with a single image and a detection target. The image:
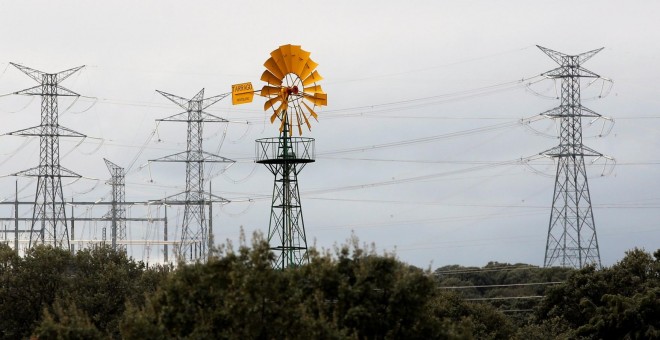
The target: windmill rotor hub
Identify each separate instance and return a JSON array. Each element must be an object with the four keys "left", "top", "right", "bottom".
[{"left": 287, "top": 86, "right": 299, "bottom": 95}]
